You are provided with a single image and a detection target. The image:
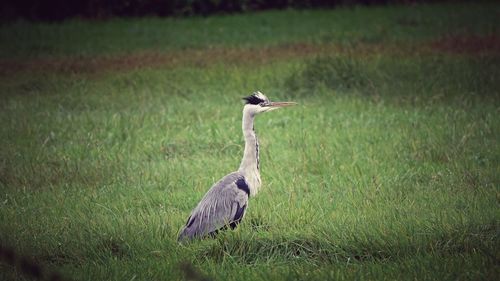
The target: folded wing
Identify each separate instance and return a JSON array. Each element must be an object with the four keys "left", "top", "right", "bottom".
[{"left": 178, "top": 172, "right": 249, "bottom": 241}]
